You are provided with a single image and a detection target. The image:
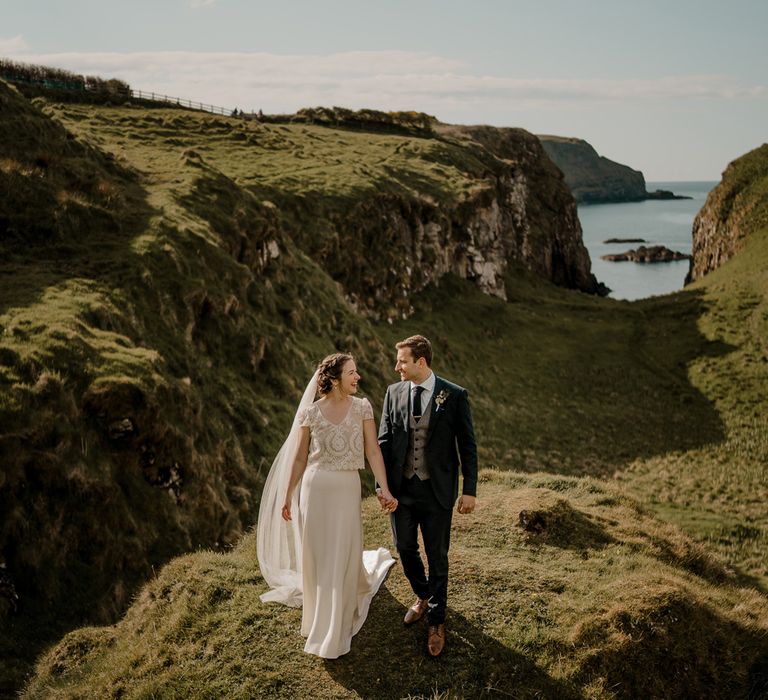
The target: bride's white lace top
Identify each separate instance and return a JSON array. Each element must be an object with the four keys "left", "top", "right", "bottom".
[{"left": 298, "top": 397, "right": 374, "bottom": 471}]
